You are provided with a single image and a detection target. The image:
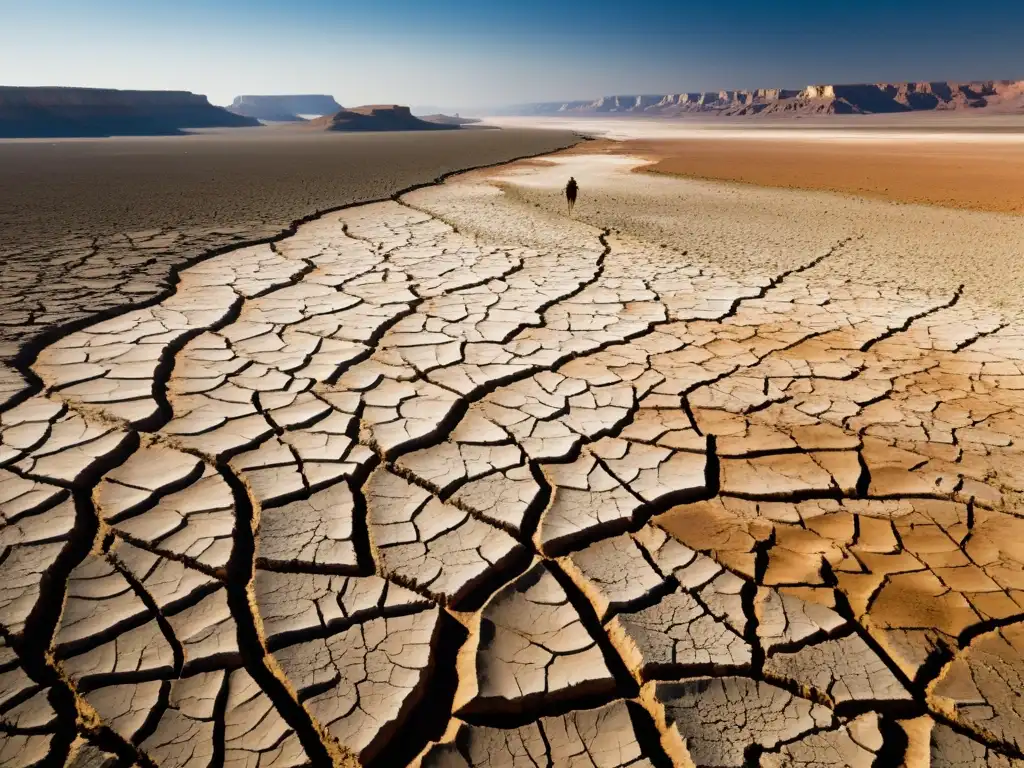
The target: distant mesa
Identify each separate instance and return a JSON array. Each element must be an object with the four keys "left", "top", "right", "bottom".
[
  {"left": 0, "top": 86, "right": 259, "bottom": 138},
  {"left": 310, "top": 105, "right": 460, "bottom": 132},
  {"left": 226, "top": 94, "right": 343, "bottom": 122},
  {"left": 419, "top": 113, "right": 482, "bottom": 126},
  {"left": 497, "top": 79, "right": 1024, "bottom": 118}
]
